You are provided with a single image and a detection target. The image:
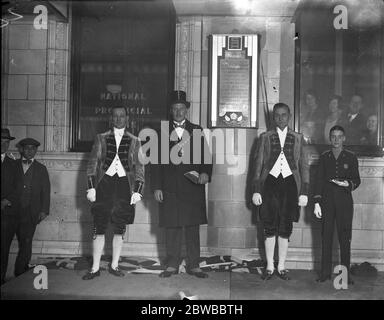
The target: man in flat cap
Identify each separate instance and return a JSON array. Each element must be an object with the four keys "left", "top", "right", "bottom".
[
  {"left": 83, "top": 106, "right": 145, "bottom": 280},
  {"left": 152, "top": 90, "right": 213, "bottom": 278},
  {"left": 11, "top": 138, "right": 50, "bottom": 278},
  {"left": 1, "top": 128, "right": 18, "bottom": 284}
]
